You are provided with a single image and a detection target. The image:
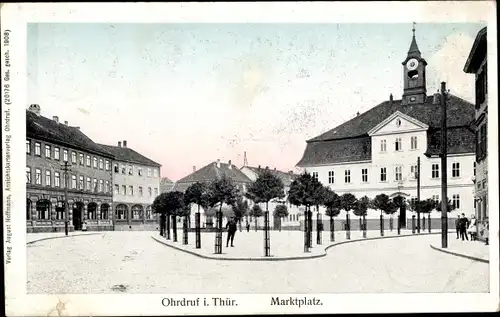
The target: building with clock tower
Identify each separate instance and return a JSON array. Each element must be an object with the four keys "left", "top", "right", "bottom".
[{"left": 296, "top": 26, "right": 477, "bottom": 230}]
